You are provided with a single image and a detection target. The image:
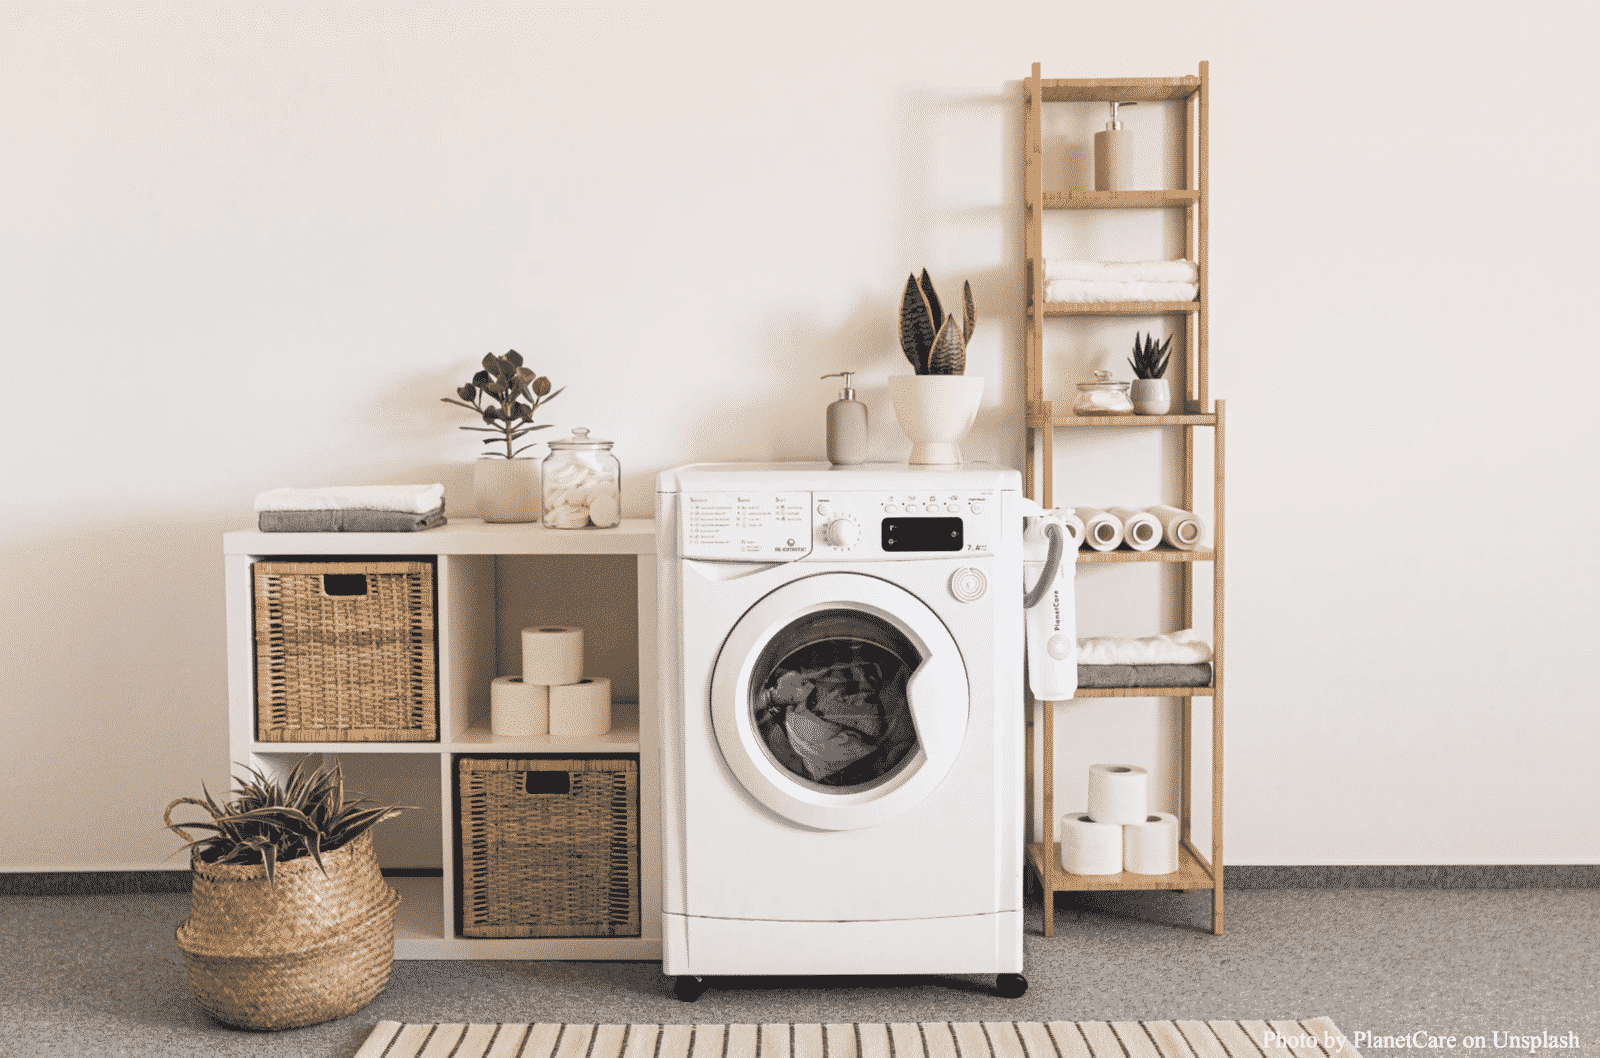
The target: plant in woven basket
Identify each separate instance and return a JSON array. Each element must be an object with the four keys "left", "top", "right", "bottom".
[
  {"left": 1128, "top": 331, "right": 1173, "bottom": 380},
  {"left": 441, "top": 350, "right": 563, "bottom": 458},
  {"left": 899, "top": 269, "right": 975, "bottom": 375},
  {"left": 165, "top": 758, "right": 408, "bottom": 885}
]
